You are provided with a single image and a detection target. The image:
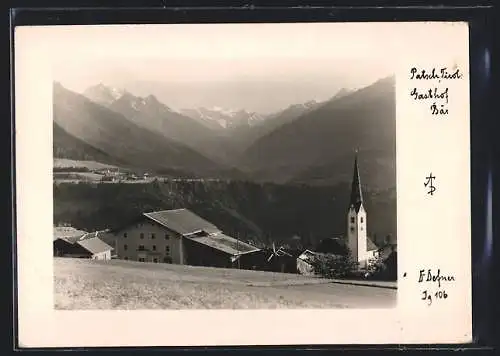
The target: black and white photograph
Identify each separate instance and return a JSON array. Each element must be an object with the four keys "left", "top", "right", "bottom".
[
  {"left": 15, "top": 21, "right": 473, "bottom": 347},
  {"left": 51, "top": 23, "right": 397, "bottom": 310}
]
